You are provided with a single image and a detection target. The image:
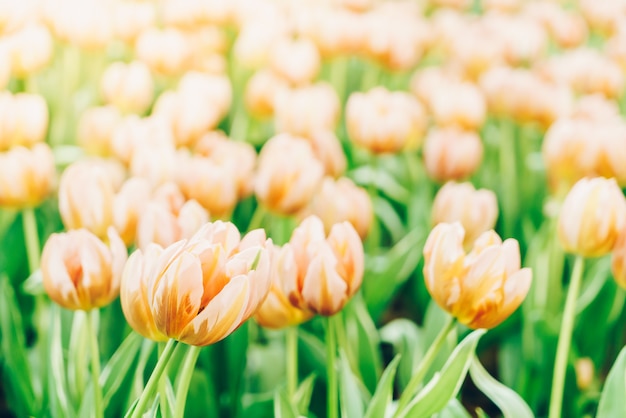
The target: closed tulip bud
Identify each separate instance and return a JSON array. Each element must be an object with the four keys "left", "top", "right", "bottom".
[
  {"left": 423, "top": 127, "right": 483, "bottom": 183},
  {"left": 0, "top": 143, "right": 55, "bottom": 208},
  {"left": 558, "top": 177, "right": 626, "bottom": 258},
  {"left": 244, "top": 69, "right": 289, "bottom": 119},
  {"left": 120, "top": 221, "right": 272, "bottom": 345},
  {"left": 59, "top": 159, "right": 121, "bottom": 238},
  {"left": 432, "top": 182, "right": 498, "bottom": 247},
  {"left": 286, "top": 216, "right": 364, "bottom": 316},
  {"left": 423, "top": 223, "right": 532, "bottom": 329},
  {"left": 254, "top": 244, "right": 314, "bottom": 329},
  {"left": 346, "top": 87, "right": 427, "bottom": 154},
  {"left": 130, "top": 144, "right": 177, "bottom": 188},
  {"left": 77, "top": 106, "right": 122, "bottom": 157},
  {"left": 575, "top": 358, "right": 595, "bottom": 391},
  {"left": 304, "top": 177, "right": 373, "bottom": 240},
  {"left": 255, "top": 134, "right": 325, "bottom": 215},
  {"left": 113, "top": 177, "right": 151, "bottom": 246},
  {"left": 101, "top": 61, "right": 154, "bottom": 115},
  {"left": 135, "top": 28, "right": 192, "bottom": 76},
  {"left": 429, "top": 81, "right": 486, "bottom": 130},
  {"left": 308, "top": 131, "right": 347, "bottom": 178},
  {"left": 111, "top": 1, "right": 155, "bottom": 45},
  {"left": 111, "top": 116, "right": 175, "bottom": 165},
  {"left": 234, "top": 20, "right": 289, "bottom": 69},
  {"left": 0, "top": 92, "right": 49, "bottom": 149},
  {"left": 274, "top": 83, "right": 340, "bottom": 139},
  {"left": 177, "top": 153, "right": 239, "bottom": 218},
  {"left": 269, "top": 37, "right": 320, "bottom": 86},
  {"left": 193, "top": 132, "right": 257, "bottom": 198},
  {"left": 47, "top": 0, "right": 113, "bottom": 50},
  {"left": 7, "top": 24, "right": 53, "bottom": 77},
  {"left": 42, "top": 227, "right": 127, "bottom": 310}
]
